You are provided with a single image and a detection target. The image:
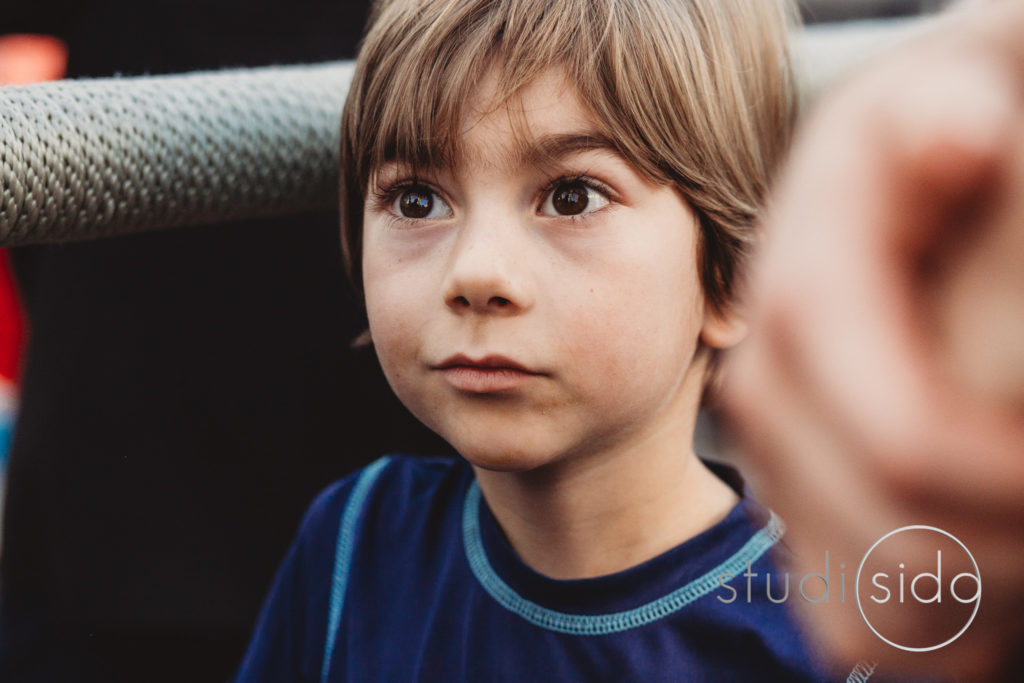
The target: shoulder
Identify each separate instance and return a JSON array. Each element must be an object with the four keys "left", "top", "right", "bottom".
[
  {"left": 234, "top": 454, "right": 468, "bottom": 681},
  {"left": 366, "top": 452, "right": 468, "bottom": 499},
  {"left": 299, "top": 453, "right": 463, "bottom": 517},
  {"left": 295, "top": 454, "right": 468, "bottom": 543}
]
